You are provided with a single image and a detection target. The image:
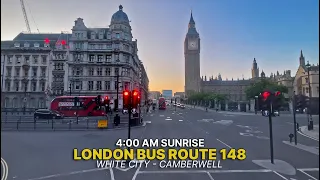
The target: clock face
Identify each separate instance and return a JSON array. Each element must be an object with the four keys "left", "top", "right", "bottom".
[{"left": 188, "top": 40, "right": 198, "bottom": 50}]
